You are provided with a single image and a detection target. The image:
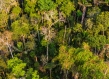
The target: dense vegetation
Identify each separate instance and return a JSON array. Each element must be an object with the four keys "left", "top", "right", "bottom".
[{"left": 1, "top": 0, "right": 109, "bottom": 79}]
